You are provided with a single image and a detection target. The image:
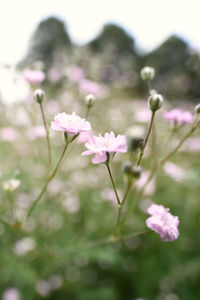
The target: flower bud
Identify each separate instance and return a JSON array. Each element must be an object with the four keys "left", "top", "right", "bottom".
[
  {"left": 2, "top": 179, "right": 21, "bottom": 191},
  {"left": 148, "top": 94, "right": 163, "bottom": 112},
  {"left": 34, "top": 89, "right": 45, "bottom": 104},
  {"left": 195, "top": 103, "right": 200, "bottom": 114},
  {"left": 123, "top": 161, "right": 133, "bottom": 175},
  {"left": 131, "top": 166, "right": 142, "bottom": 179},
  {"left": 123, "top": 162, "right": 142, "bottom": 179},
  {"left": 85, "top": 94, "right": 96, "bottom": 108},
  {"left": 126, "top": 126, "right": 145, "bottom": 152},
  {"left": 140, "top": 66, "right": 155, "bottom": 81}
]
